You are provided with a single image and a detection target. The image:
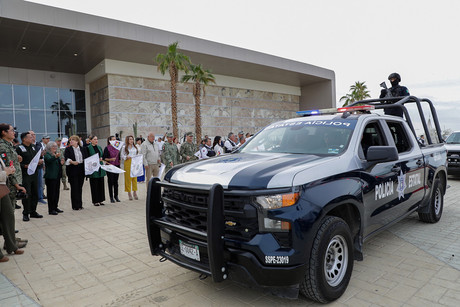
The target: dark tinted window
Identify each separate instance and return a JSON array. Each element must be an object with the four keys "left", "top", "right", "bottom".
[
  {"left": 387, "top": 121, "right": 412, "bottom": 153},
  {"left": 361, "top": 122, "right": 387, "bottom": 159}
]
